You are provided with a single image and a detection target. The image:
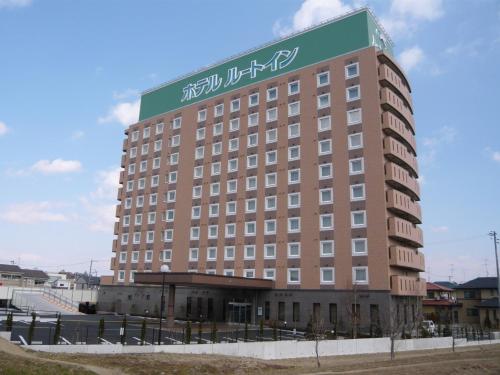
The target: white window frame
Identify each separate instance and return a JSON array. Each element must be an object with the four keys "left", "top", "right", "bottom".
[
  {"left": 266, "top": 107, "right": 277, "bottom": 122},
  {"left": 265, "top": 150, "right": 277, "bottom": 165},
  {"left": 246, "top": 176, "right": 257, "bottom": 191},
  {"left": 227, "top": 179, "right": 237, "bottom": 193},
  {"left": 208, "top": 225, "right": 218, "bottom": 239},
  {"left": 288, "top": 217, "right": 301, "bottom": 233},
  {"left": 244, "top": 245, "right": 256, "bottom": 260},
  {"left": 189, "top": 248, "right": 199, "bottom": 261},
  {"left": 245, "top": 221, "right": 256, "bottom": 236},
  {"left": 247, "top": 154, "right": 258, "bottom": 169},
  {"left": 190, "top": 227, "right": 200, "bottom": 240},
  {"left": 196, "top": 128, "right": 205, "bottom": 141},
  {"left": 288, "top": 192, "right": 300, "bottom": 208},
  {"left": 352, "top": 238, "right": 368, "bottom": 256},
  {"left": 230, "top": 98, "right": 240, "bottom": 112},
  {"left": 213, "top": 122, "right": 223, "bottom": 136},
  {"left": 288, "top": 168, "right": 300, "bottom": 184},
  {"left": 207, "top": 247, "right": 217, "bottom": 261},
  {"left": 288, "top": 101, "right": 300, "bottom": 117},
  {"left": 265, "top": 196, "right": 277, "bottom": 211},
  {"left": 265, "top": 172, "right": 277, "bottom": 187},
  {"left": 248, "top": 113, "right": 259, "bottom": 128},
  {"left": 320, "top": 267, "right": 335, "bottom": 284},
  {"left": 351, "top": 210, "right": 367, "bottom": 228},
  {"left": 172, "top": 117, "right": 182, "bottom": 129},
  {"left": 226, "top": 202, "right": 237, "bottom": 216},
  {"left": 348, "top": 133, "right": 363, "bottom": 150},
  {"left": 347, "top": 108, "right": 362, "bottom": 125},
  {"left": 214, "top": 103, "right": 224, "bottom": 117},
  {"left": 345, "top": 62, "right": 359, "bottom": 79},
  {"left": 353, "top": 266, "right": 369, "bottom": 284},
  {"left": 288, "top": 145, "right": 300, "bottom": 161},
  {"left": 264, "top": 244, "right": 276, "bottom": 259},
  {"left": 320, "top": 213, "right": 334, "bottom": 230},
  {"left": 346, "top": 85, "right": 361, "bottom": 102},
  {"left": 288, "top": 80, "right": 300, "bottom": 95},
  {"left": 248, "top": 92, "right": 259, "bottom": 107},
  {"left": 349, "top": 158, "right": 365, "bottom": 175},
  {"left": 229, "top": 118, "right": 240, "bottom": 132},
  {"left": 287, "top": 242, "right": 301, "bottom": 258},
  {"left": 264, "top": 219, "right": 276, "bottom": 235},
  {"left": 224, "top": 246, "right": 235, "bottom": 260},
  {"left": 225, "top": 223, "right": 236, "bottom": 237},
  {"left": 320, "top": 240, "right": 334, "bottom": 257},
  {"left": 350, "top": 184, "right": 366, "bottom": 201},
  {"left": 319, "top": 188, "right": 333, "bottom": 204},
  {"left": 317, "top": 71, "right": 330, "bottom": 87},
  {"left": 318, "top": 139, "right": 332, "bottom": 155},
  {"left": 245, "top": 198, "right": 257, "bottom": 213},
  {"left": 191, "top": 206, "right": 201, "bottom": 219},
  {"left": 317, "top": 93, "right": 331, "bottom": 109},
  {"left": 266, "top": 87, "right": 278, "bottom": 101},
  {"left": 287, "top": 268, "right": 301, "bottom": 284},
  {"left": 318, "top": 115, "right": 331, "bottom": 132},
  {"left": 209, "top": 203, "right": 219, "bottom": 217},
  {"left": 266, "top": 128, "right": 277, "bottom": 143},
  {"left": 288, "top": 123, "right": 300, "bottom": 139},
  {"left": 263, "top": 268, "right": 276, "bottom": 280},
  {"left": 319, "top": 163, "right": 333, "bottom": 179},
  {"left": 197, "top": 109, "right": 207, "bottom": 122}
]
